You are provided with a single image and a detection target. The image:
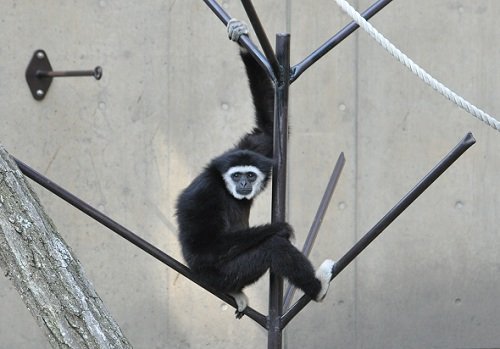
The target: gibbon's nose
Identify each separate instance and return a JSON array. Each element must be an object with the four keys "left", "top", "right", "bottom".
[{"left": 238, "top": 182, "right": 252, "bottom": 194}]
